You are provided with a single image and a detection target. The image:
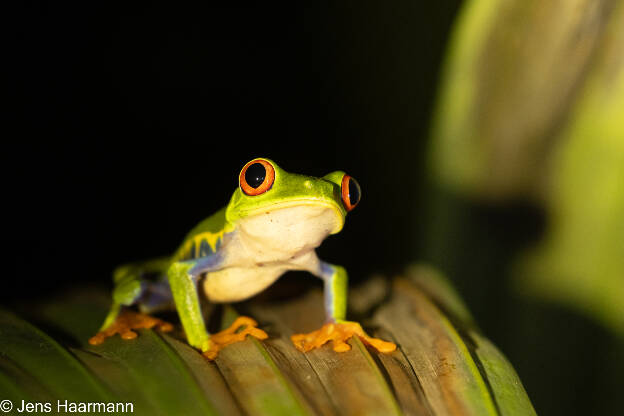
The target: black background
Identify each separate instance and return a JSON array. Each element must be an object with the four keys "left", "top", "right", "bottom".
[{"left": 4, "top": 1, "right": 459, "bottom": 301}]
